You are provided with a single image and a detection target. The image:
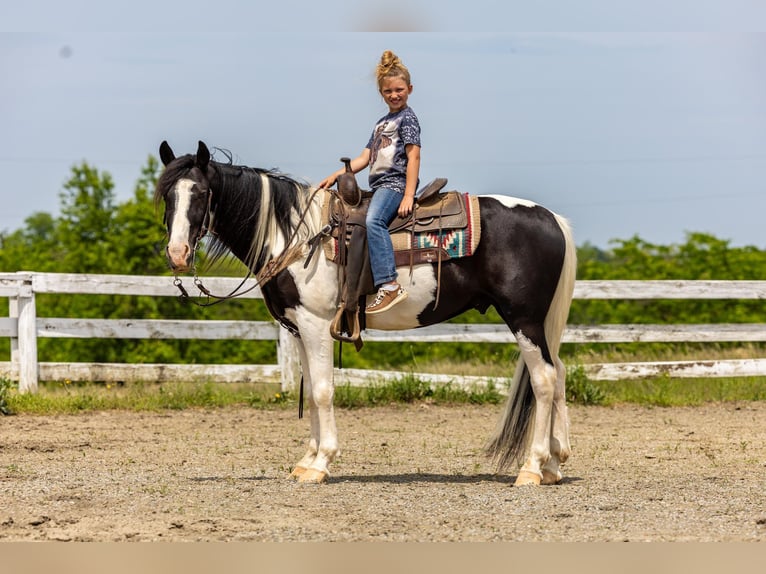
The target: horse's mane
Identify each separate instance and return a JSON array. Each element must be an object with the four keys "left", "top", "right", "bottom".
[{"left": 156, "top": 152, "right": 321, "bottom": 273}]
